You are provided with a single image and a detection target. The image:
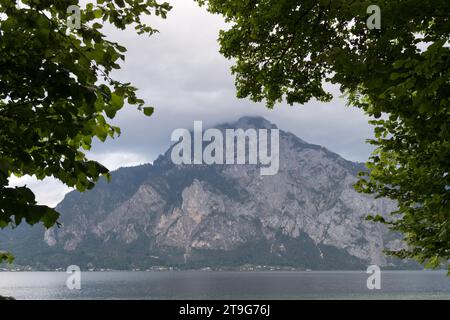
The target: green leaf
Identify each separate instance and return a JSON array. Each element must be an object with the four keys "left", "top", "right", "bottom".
[
  {"left": 143, "top": 106, "right": 154, "bottom": 117},
  {"left": 94, "top": 9, "right": 103, "bottom": 19},
  {"left": 0, "top": 252, "right": 14, "bottom": 264},
  {"left": 111, "top": 93, "right": 124, "bottom": 110}
]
